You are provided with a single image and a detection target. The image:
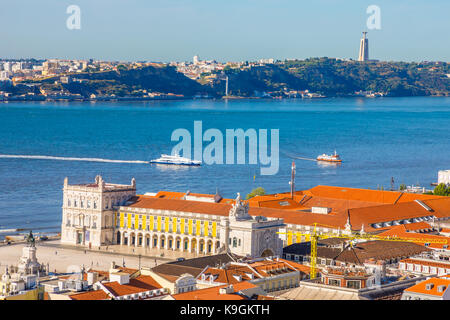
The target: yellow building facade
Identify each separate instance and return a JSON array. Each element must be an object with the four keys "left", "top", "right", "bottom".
[{"left": 115, "top": 207, "right": 221, "bottom": 255}]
